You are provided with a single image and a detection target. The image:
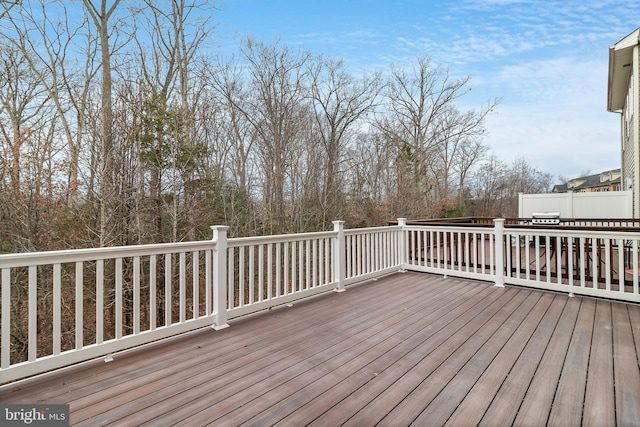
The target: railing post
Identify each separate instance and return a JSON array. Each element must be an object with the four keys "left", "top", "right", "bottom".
[
  {"left": 333, "top": 220, "right": 346, "bottom": 292},
  {"left": 397, "top": 218, "right": 407, "bottom": 272},
  {"left": 494, "top": 218, "right": 505, "bottom": 287},
  {"left": 211, "top": 225, "right": 230, "bottom": 330}
]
